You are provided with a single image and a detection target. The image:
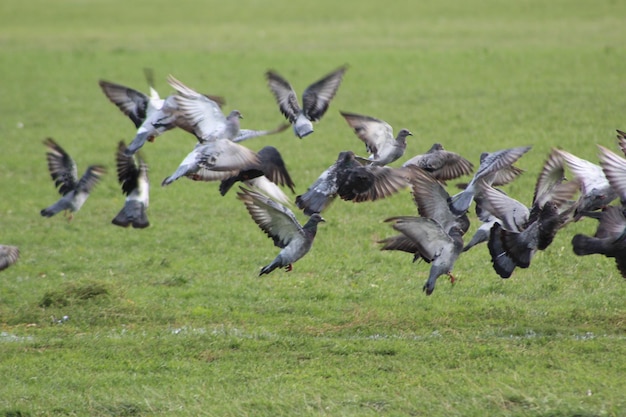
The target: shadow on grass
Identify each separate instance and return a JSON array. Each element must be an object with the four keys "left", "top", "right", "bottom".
[{"left": 39, "top": 281, "right": 110, "bottom": 307}]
